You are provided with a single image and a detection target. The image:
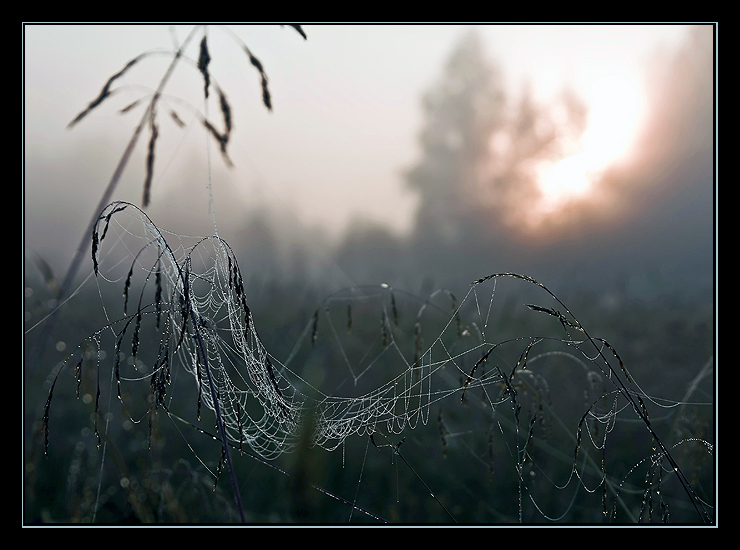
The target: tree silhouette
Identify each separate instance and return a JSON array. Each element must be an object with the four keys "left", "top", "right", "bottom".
[
  {"left": 405, "top": 30, "right": 505, "bottom": 248},
  {"left": 404, "top": 29, "right": 589, "bottom": 279}
]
